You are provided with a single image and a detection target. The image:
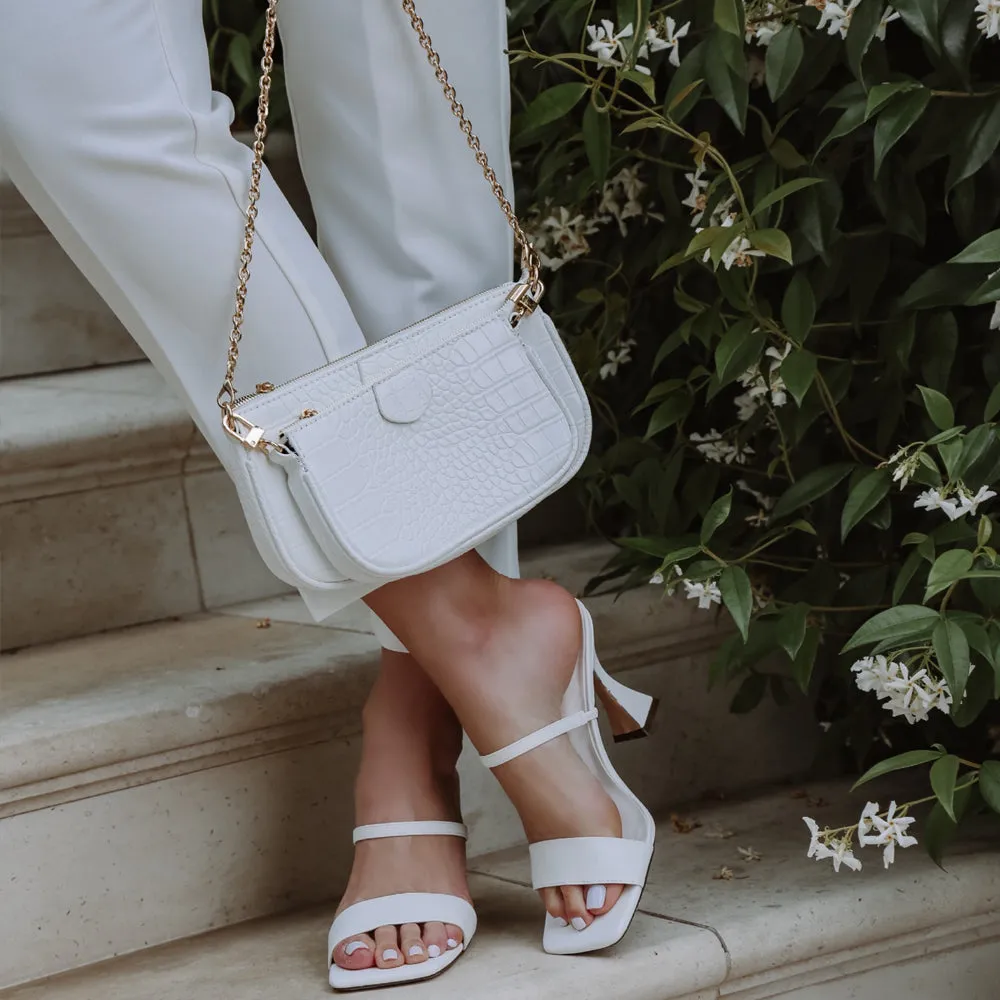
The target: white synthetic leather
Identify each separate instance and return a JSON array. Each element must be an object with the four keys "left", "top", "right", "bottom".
[
  {"left": 480, "top": 708, "right": 598, "bottom": 769},
  {"left": 529, "top": 837, "right": 653, "bottom": 889},
  {"left": 233, "top": 283, "right": 591, "bottom": 582},
  {"left": 352, "top": 821, "right": 468, "bottom": 844},
  {"left": 328, "top": 892, "right": 477, "bottom": 990}
]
